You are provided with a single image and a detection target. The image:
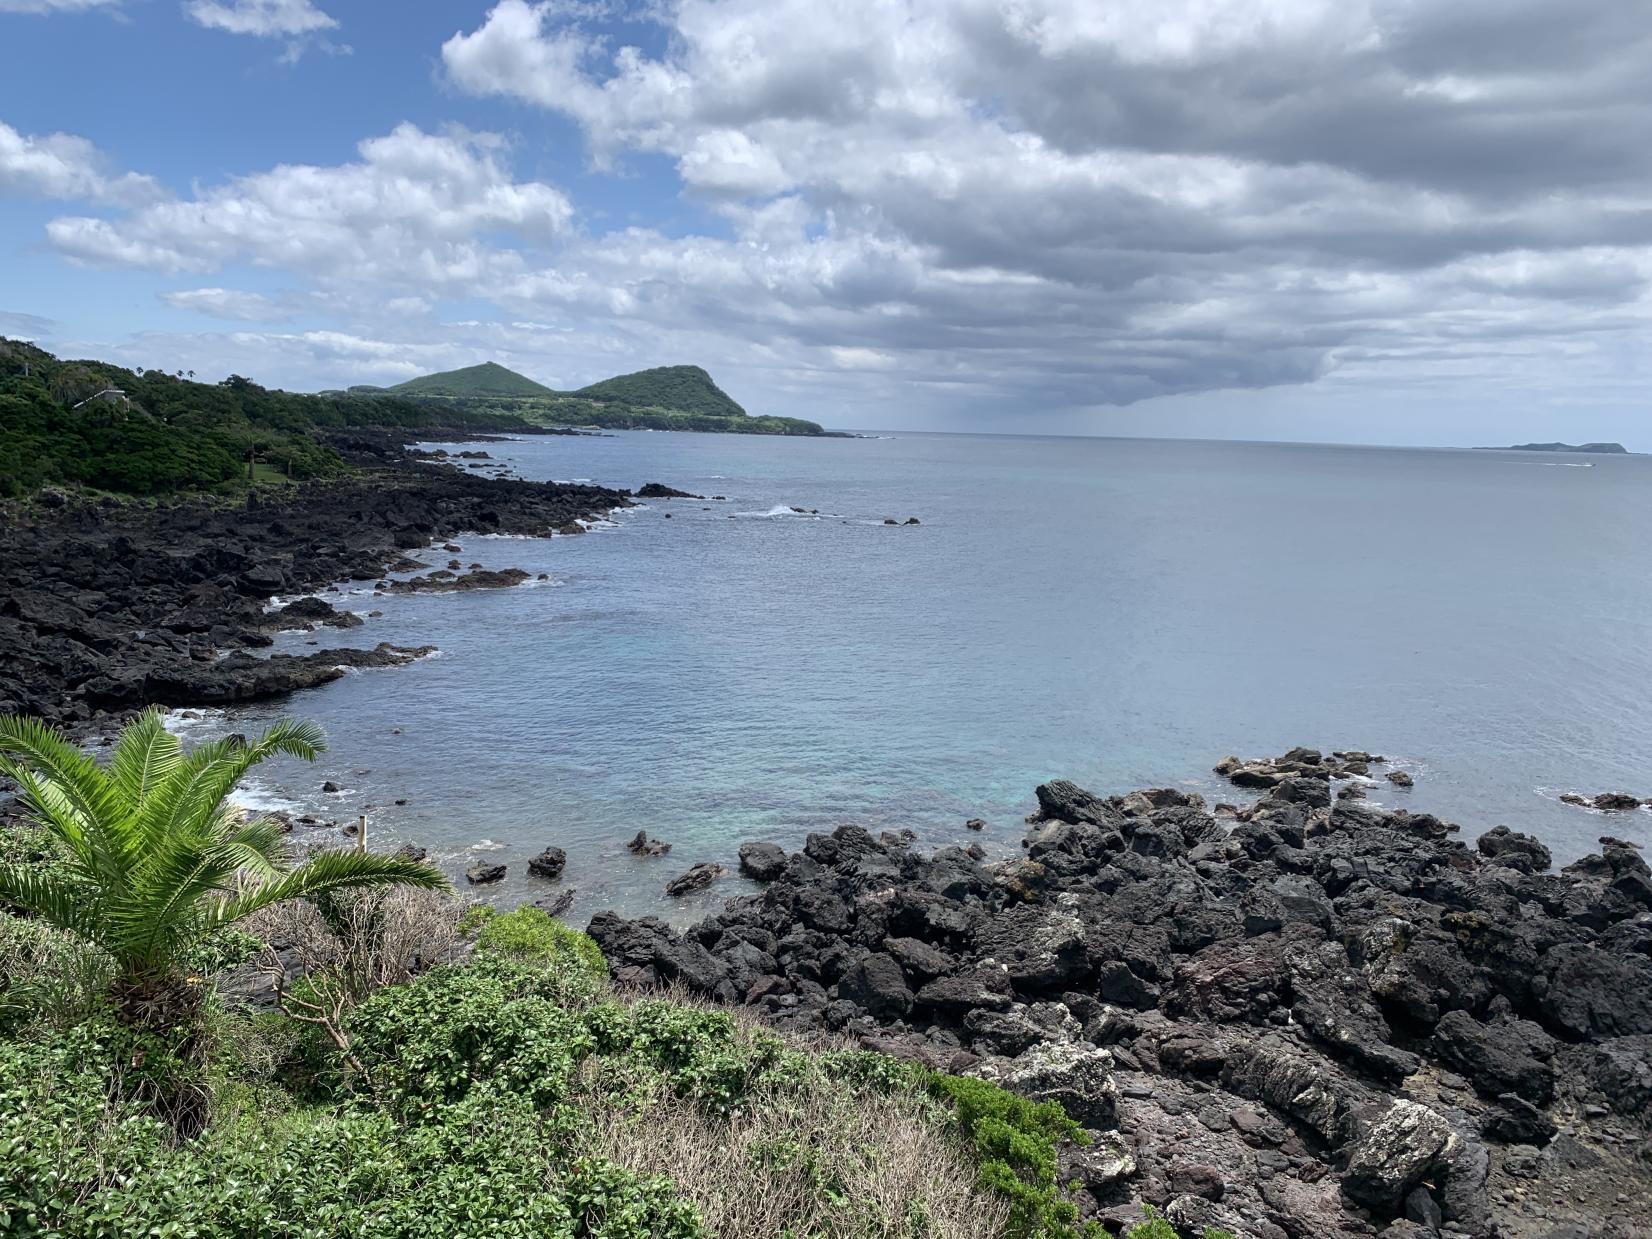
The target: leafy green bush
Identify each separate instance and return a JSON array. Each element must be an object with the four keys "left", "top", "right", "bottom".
[
  {"left": 0, "top": 915, "right": 112, "bottom": 1034},
  {"left": 586, "top": 999, "right": 790, "bottom": 1113},
  {"left": 0, "top": 1027, "right": 705, "bottom": 1238},
  {"left": 923, "top": 1072, "right": 1093, "bottom": 1238},
  {"left": 474, "top": 905, "right": 607, "bottom": 983},
  {"left": 347, "top": 962, "right": 594, "bottom": 1114}
]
